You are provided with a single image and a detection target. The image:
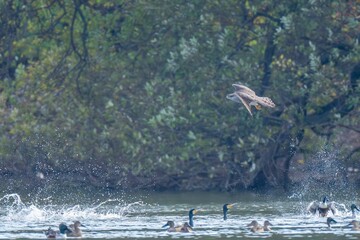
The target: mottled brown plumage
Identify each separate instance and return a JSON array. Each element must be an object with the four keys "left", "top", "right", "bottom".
[
  {"left": 67, "top": 221, "right": 85, "bottom": 237},
  {"left": 227, "top": 84, "right": 275, "bottom": 116}
]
